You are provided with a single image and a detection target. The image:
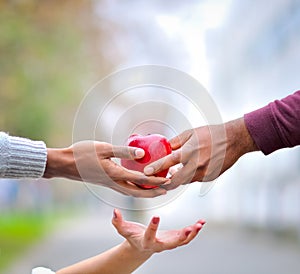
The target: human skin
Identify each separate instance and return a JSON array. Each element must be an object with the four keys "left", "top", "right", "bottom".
[
  {"left": 56, "top": 209, "right": 205, "bottom": 274},
  {"left": 144, "top": 117, "right": 258, "bottom": 190},
  {"left": 43, "top": 141, "right": 169, "bottom": 198}
]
